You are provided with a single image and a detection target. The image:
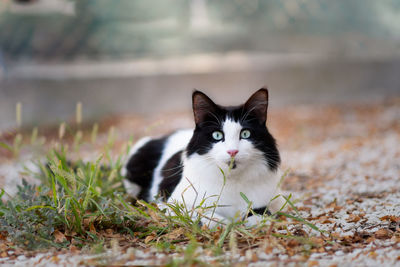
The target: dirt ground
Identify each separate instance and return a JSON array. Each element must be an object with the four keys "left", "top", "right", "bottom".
[{"left": 0, "top": 98, "right": 399, "bottom": 266}]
